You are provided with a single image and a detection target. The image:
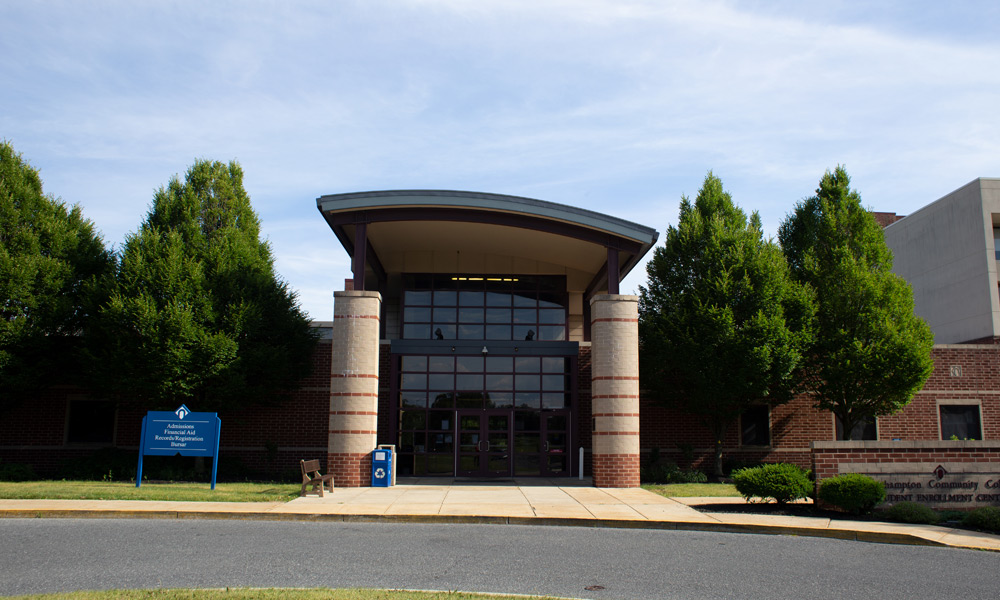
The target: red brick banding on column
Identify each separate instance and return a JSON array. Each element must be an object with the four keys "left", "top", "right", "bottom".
[
  {"left": 590, "top": 294, "right": 641, "bottom": 488},
  {"left": 329, "top": 290, "right": 382, "bottom": 487}
]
